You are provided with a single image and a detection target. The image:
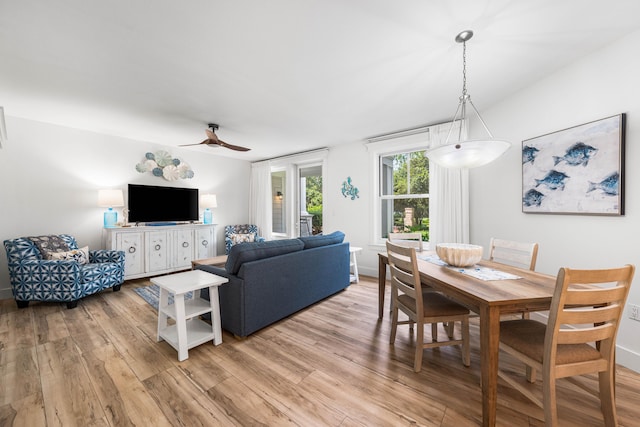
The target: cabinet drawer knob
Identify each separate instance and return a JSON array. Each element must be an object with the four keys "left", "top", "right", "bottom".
[
  {"left": 182, "top": 242, "right": 189, "bottom": 248},
  {"left": 128, "top": 246, "right": 136, "bottom": 254},
  {"left": 202, "top": 240, "right": 208, "bottom": 247},
  {"left": 155, "top": 244, "right": 161, "bottom": 251}
]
